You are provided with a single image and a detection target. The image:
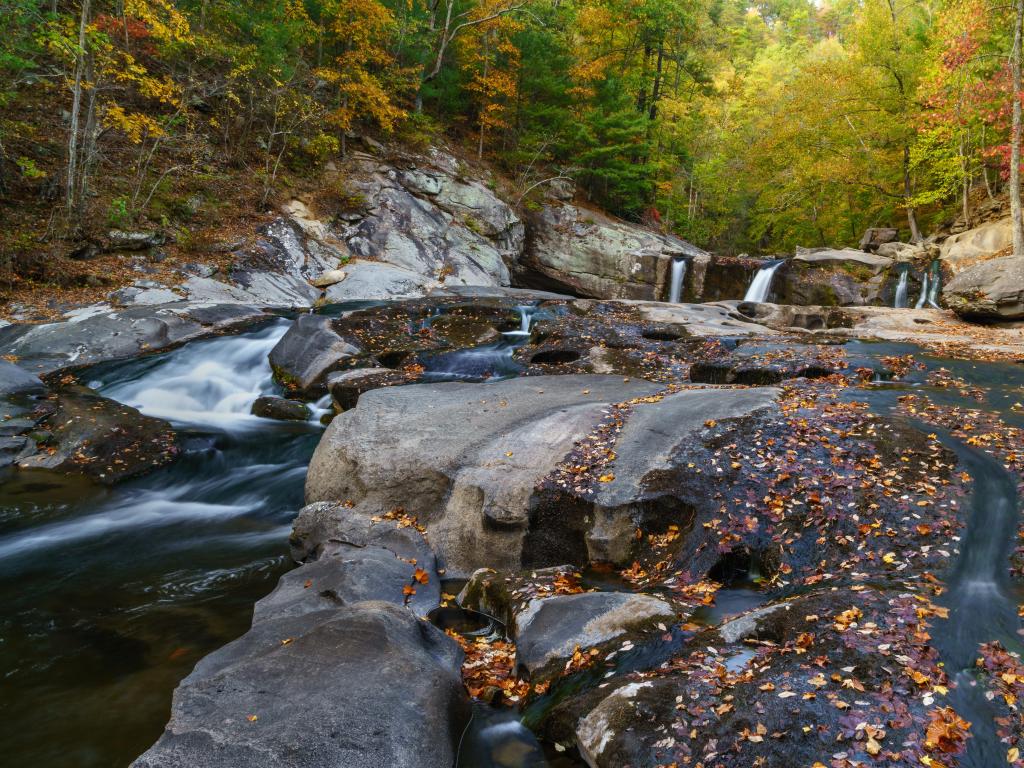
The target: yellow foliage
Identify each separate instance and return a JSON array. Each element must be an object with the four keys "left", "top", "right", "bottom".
[{"left": 104, "top": 104, "right": 164, "bottom": 143}]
